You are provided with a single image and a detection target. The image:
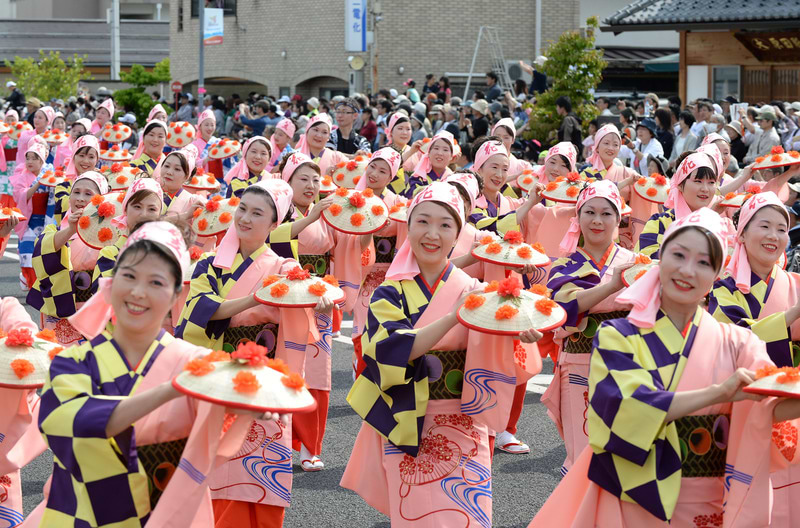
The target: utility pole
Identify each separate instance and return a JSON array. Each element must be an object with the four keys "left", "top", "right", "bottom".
[
  {"left": 371, "top": 1, "right": 381, "bottom": 93},
  {"left": 110, "top": 0, "right": 120, "bottom": 81},
  {"left": 197, "top": 0, "right": 205, "bottom": 112}
]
